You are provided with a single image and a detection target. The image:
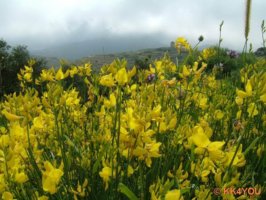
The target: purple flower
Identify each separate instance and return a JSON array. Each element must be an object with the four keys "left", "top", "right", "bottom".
[
  {"left": 227, "top": 50, "right": 239, "bottom": 58},
  {"left": 147, "top": 74, "right": 155, "bottom": 82}
]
